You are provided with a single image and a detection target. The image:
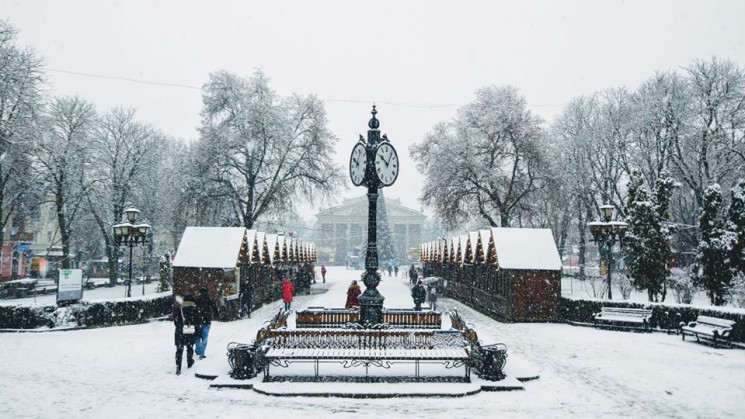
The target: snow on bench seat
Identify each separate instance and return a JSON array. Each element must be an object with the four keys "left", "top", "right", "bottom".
[
  {"left": 260, "top": 328, "right": 472, "bottom": 380},
  {"left": 681, "top": 315, "right": 735, "bottom": 348},
  {"left": 593, "top": 307, "right": 652, "bottom": 331}
]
